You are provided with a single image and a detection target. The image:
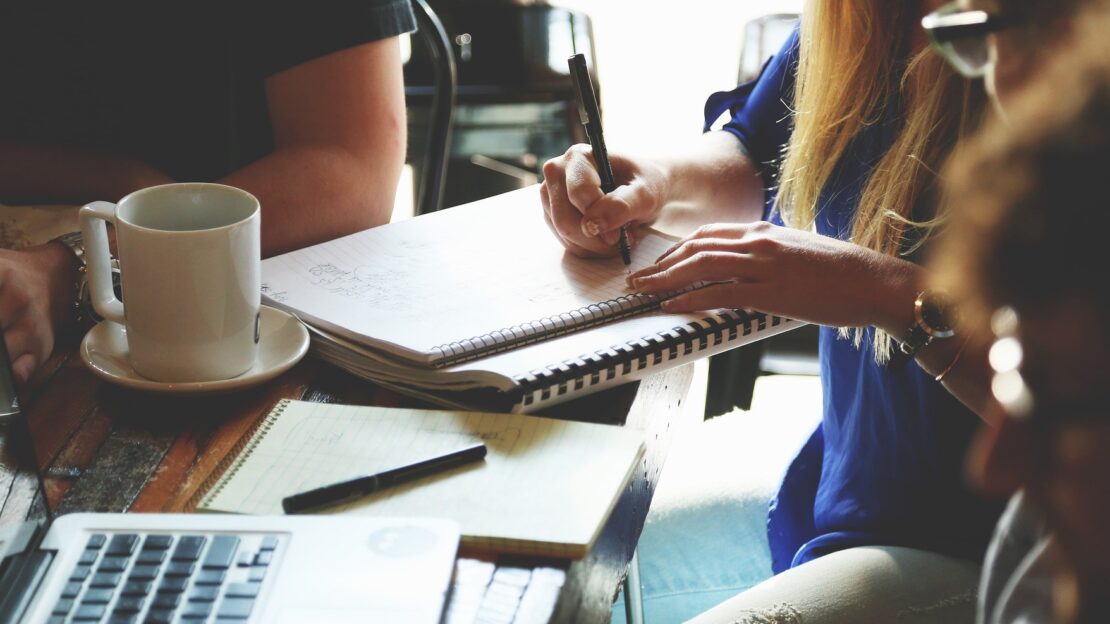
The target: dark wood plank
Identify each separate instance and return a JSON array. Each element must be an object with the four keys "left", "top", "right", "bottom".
[
  {"left": 40, "top": 404, "right": 112, "bottom": 508},
  {"left": 33, "top": 358, "right": 320, "bottom": 514},
  {"left": 54, "top": 418, "right": 177, "bottom": 514},
  {"left": 131, "top": 360, "right": 322, "bottom": 512},
  {"left": 0, "top": 431, "right": 45, "bottom": 528},
  {"left": 26, "top": 356, "right": 102, "bottom": 474}
]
